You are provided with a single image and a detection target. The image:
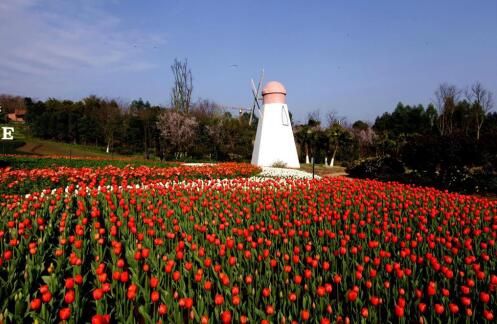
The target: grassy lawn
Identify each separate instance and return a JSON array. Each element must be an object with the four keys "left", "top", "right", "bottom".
[
  {"left": 0, "top": 123, "right": 175, "bottom": 168},
  {"left": 299, "top": 163, "right": 348, "bottom": 177},
  {"left": 16, "top": 138, "right": 113, "bottom": 157},
  {"left": 1, "top": 122, "right": 129, "bottom": 158}
]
